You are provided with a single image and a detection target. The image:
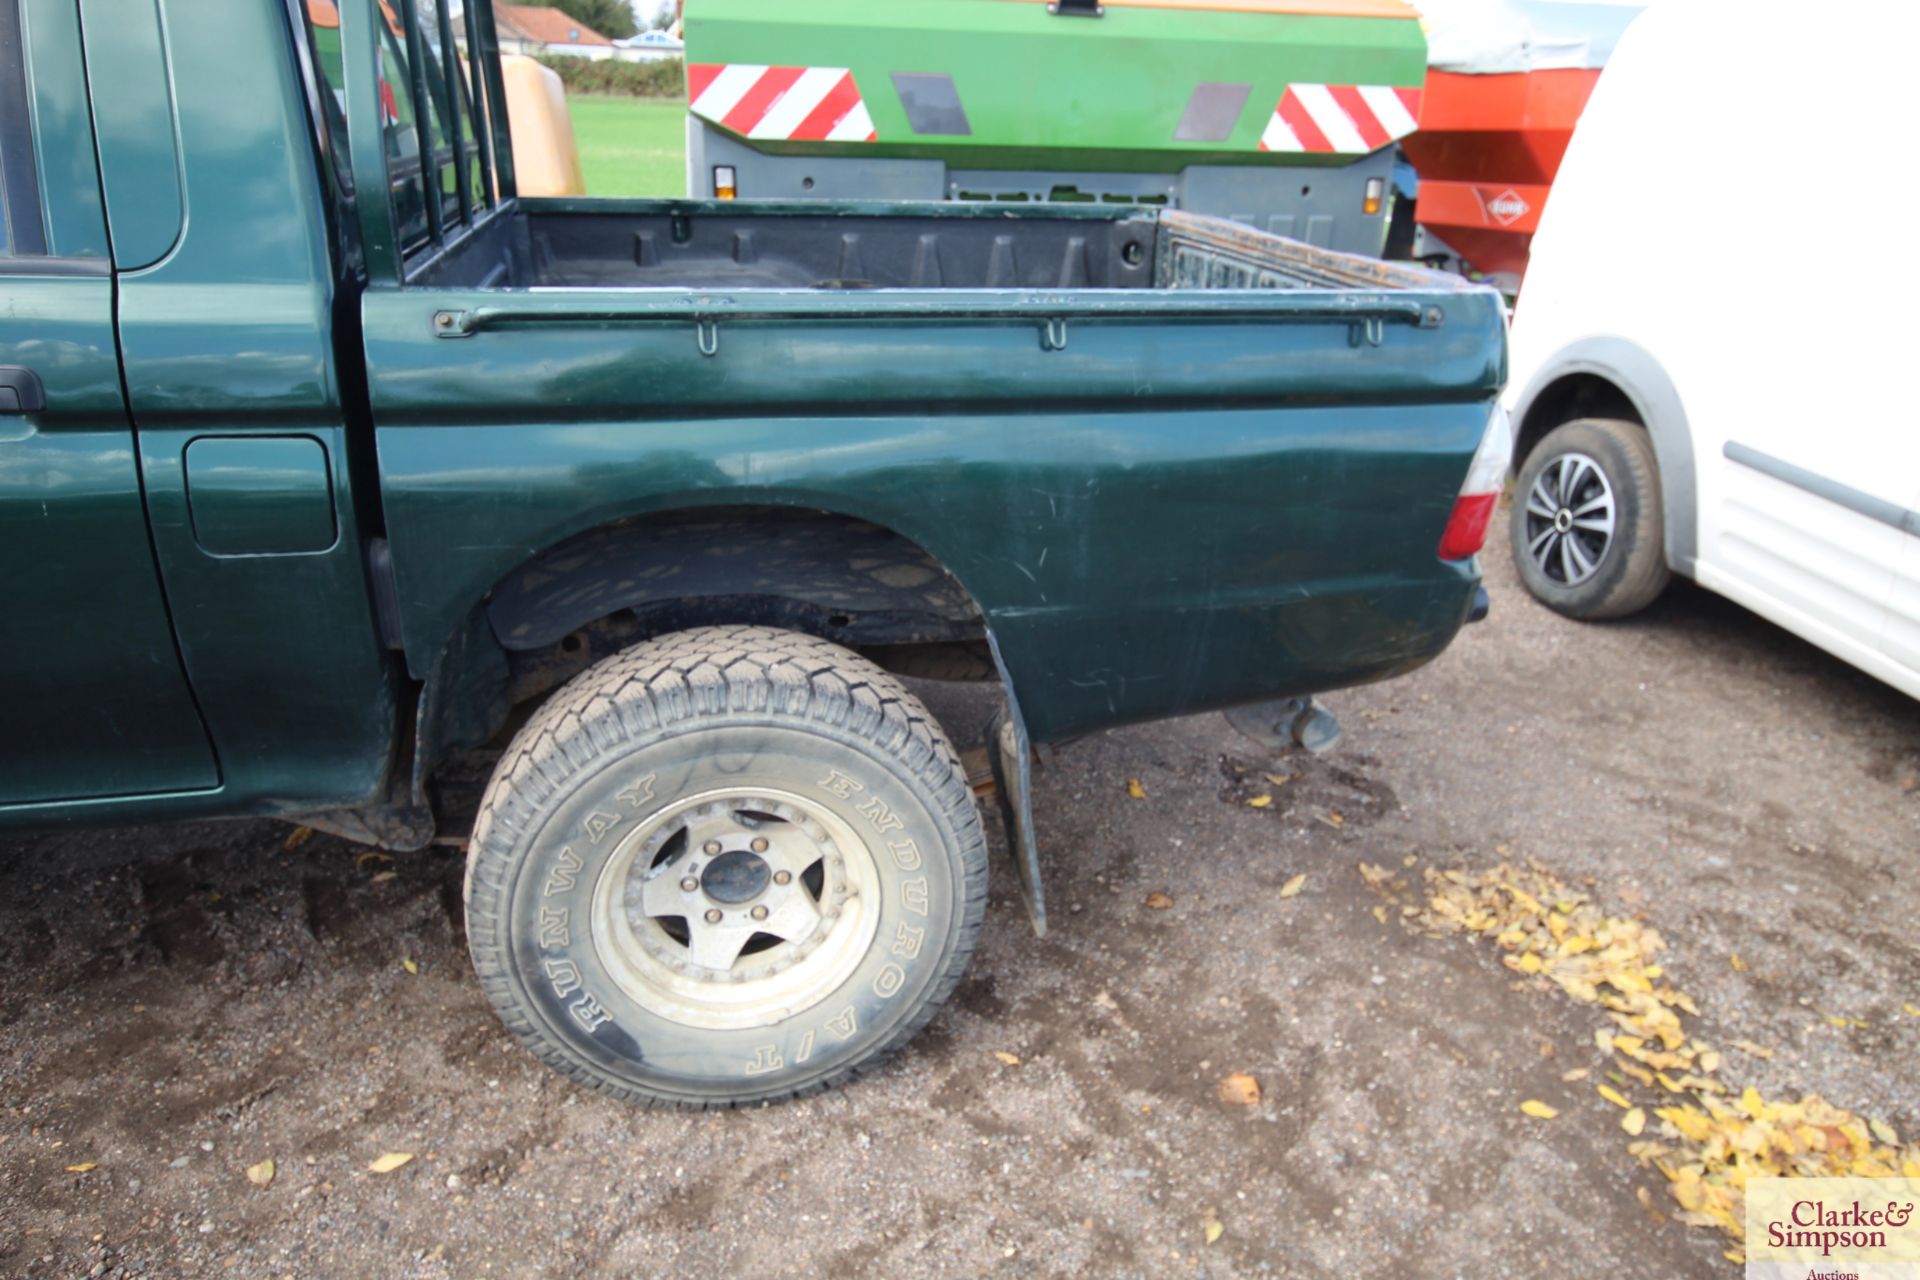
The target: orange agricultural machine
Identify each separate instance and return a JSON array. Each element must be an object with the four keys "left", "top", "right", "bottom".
[{"left": 1400, "top": 1, "right": 1642, "bottom": 290}]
